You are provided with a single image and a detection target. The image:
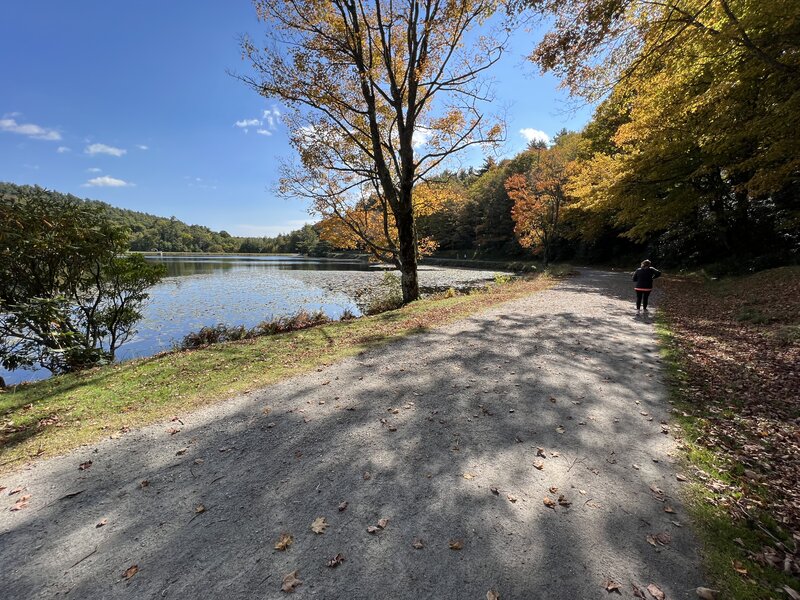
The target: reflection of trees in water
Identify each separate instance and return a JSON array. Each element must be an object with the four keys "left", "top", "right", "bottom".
[{"left": 143, "top": 256, "right": 372, "bottom": 278}]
